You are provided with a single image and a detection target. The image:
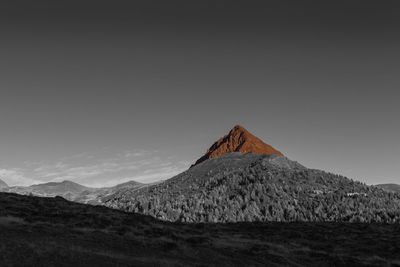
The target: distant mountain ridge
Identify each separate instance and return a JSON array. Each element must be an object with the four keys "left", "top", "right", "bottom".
[
  {"left": 1, "top": 179, "right": 145, "bottom": 204},
  {"left": 193, "top": 125, "right": 283, "bottom": 166},
  {"left": 377, "top": 184, "right": 400, "bottom": 193},
  {"left": 30, "top": 180, "right": 90, "bottom": 194},
  {"left": 0, "top": 179, "right": 8, "bottom": 189}
]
